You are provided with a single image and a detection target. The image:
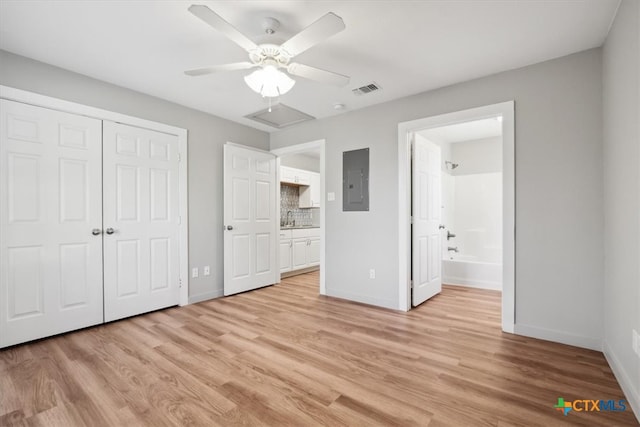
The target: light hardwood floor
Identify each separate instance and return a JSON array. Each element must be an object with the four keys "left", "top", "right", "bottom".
[{"left": 1, "top": 271, "right": 637, "bottom": 426}]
